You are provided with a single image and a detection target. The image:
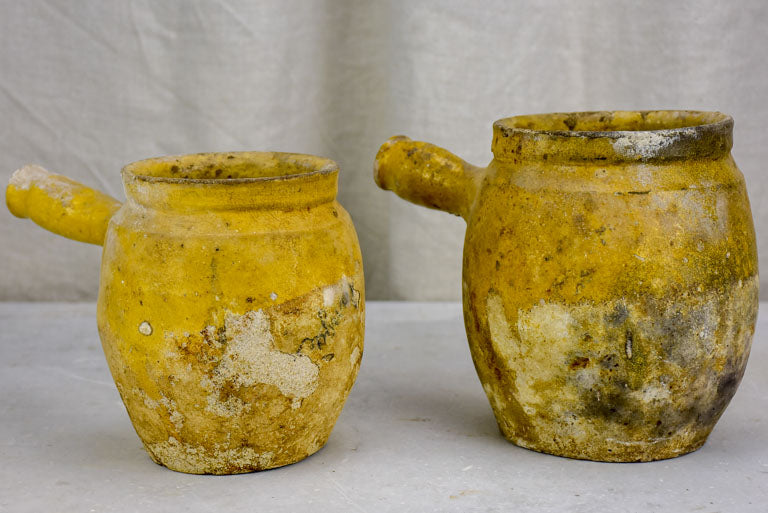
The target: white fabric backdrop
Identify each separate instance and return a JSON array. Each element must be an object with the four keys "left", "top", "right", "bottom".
[{"left": 1, "top": 0, "right": 766, "bottom": 300}]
